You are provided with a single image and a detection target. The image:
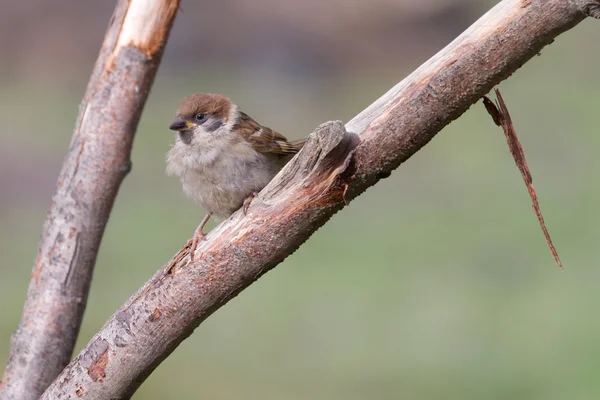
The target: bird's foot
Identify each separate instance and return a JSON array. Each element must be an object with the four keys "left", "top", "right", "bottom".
[
  {"left": 190, "top": 229, "right": 206, "bottom": 262},
  {"left": 243, "top": 192, "right": 258, "bottom": 215},
  {"left": 189, "top": 212, "right": 213, "bottom": 262}
]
